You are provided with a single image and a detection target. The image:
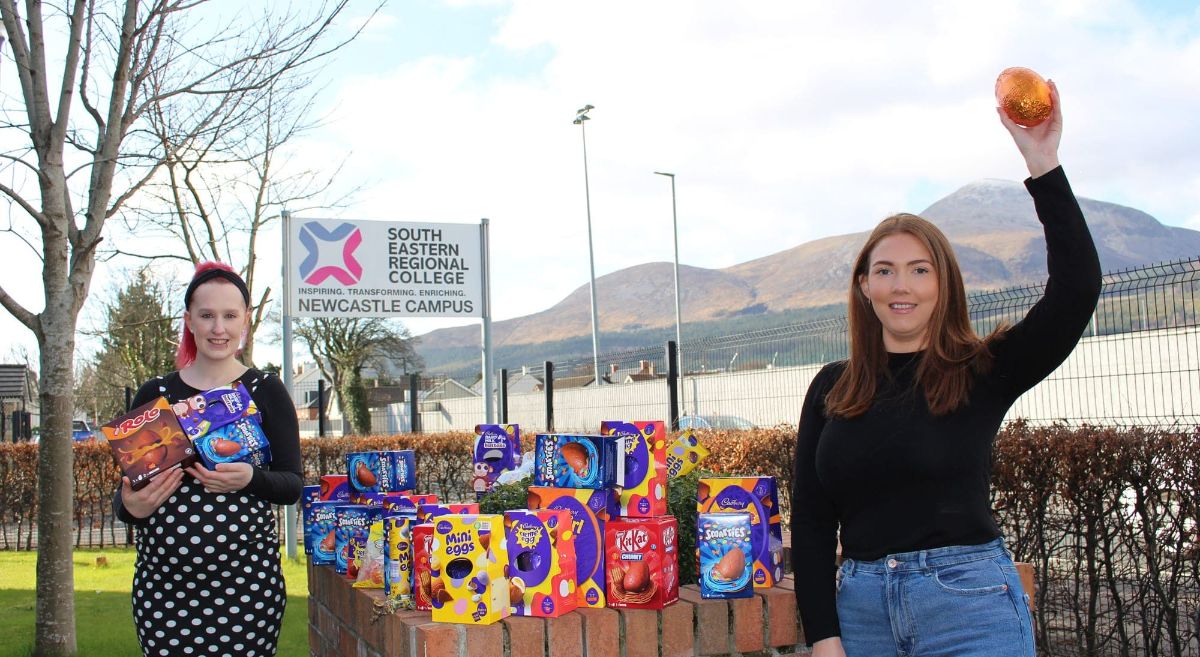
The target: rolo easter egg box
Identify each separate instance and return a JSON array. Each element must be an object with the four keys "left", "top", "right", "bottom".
[
  {"left": 527, "top": 486, "right": 618, "bottom": 608},
  {"left": 429, "top": 514, "right": 510, "bottom": 625},
  {"left": 604, "top": 516, "right": 679, "bottom": 609},
  {"left": 503, "top": 509, "right": 577, "bottom": 617},
  {"left": 696, "top": 477, "right": 784, "bottom": 588},
  {"left": 697, "top": 512, "right": 754, "bottom": 599},
  {"left": 600, "top": 420, "right": 668, "bottom": 517},
  {"left": 533, "top": 434, "right": 624, "bottom": 490},
  {"left": 102, "top": 397, "right": 197, "bottom": 491},
  {"left": 473, "top": 424, "right": 521, "bottom": 499}
]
